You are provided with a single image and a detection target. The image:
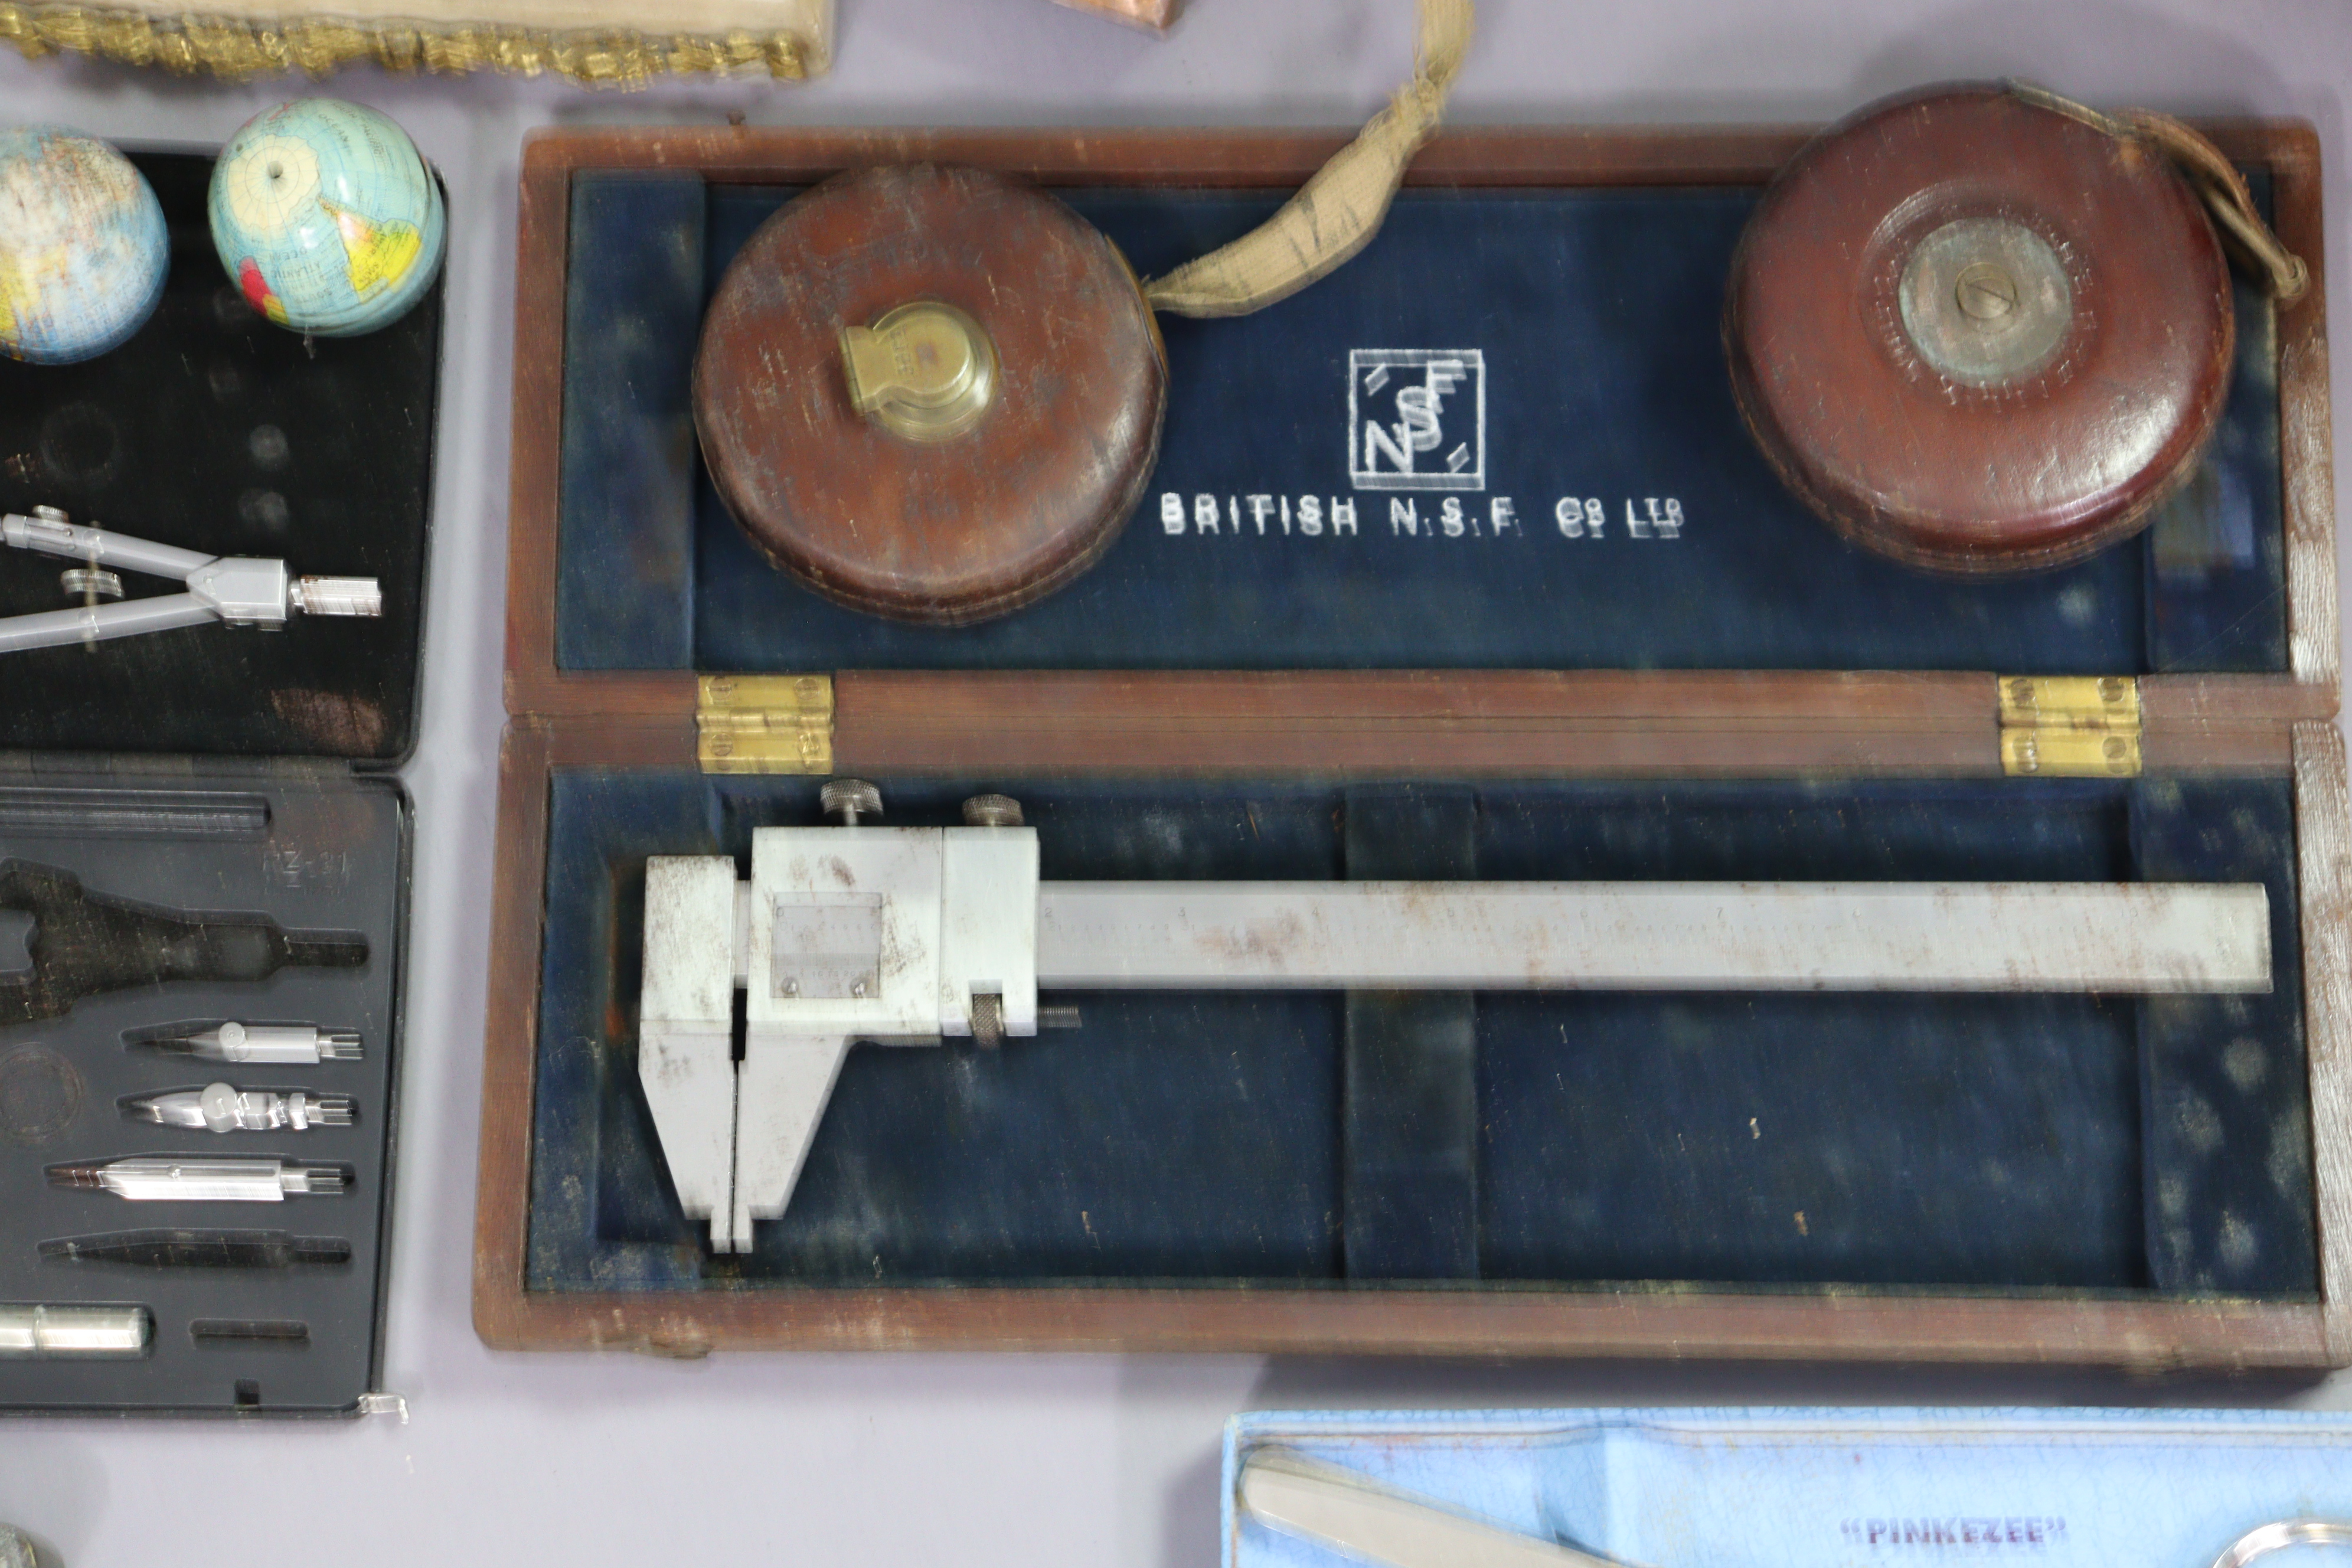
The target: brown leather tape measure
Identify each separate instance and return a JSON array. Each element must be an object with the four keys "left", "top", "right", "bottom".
[
  {"left": 1727, "top": 81, "right": 2304, "bottom": 576},
  {"left": 694, "top": 0, "right": 1472, "bottom": 626},
  {"left": 694, "top": 166, "right": 1167, "bottom": 626}
]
